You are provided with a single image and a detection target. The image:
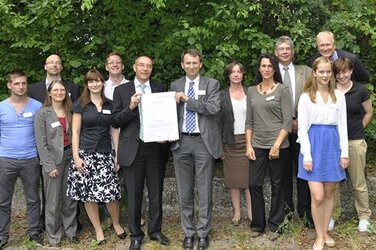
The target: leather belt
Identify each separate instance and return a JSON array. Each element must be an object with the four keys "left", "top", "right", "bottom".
[{"left": 182, "top": 132, "right": 200, "bottom": 137}]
